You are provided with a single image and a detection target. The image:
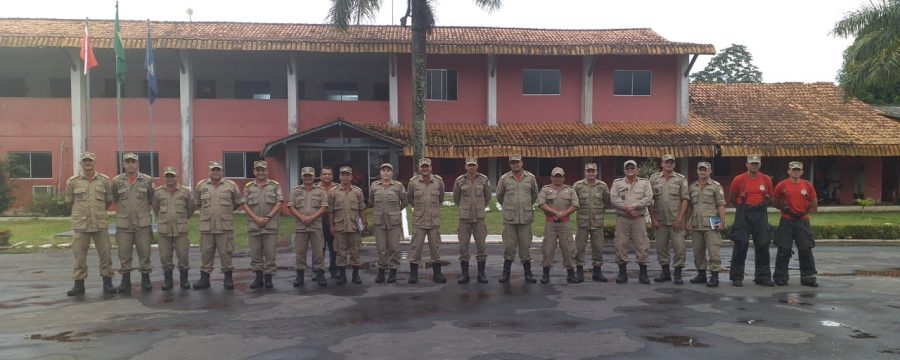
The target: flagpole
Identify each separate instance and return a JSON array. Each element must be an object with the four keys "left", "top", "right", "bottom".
[
  {"left": 147, "top": 19, "right": 154, "bottom": 158},
  {"left": 115, "top": 2, "right": 124, "bottom": 159},
  {"left": 84, "top": 18, "right": 92, "bottom": 151}
]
